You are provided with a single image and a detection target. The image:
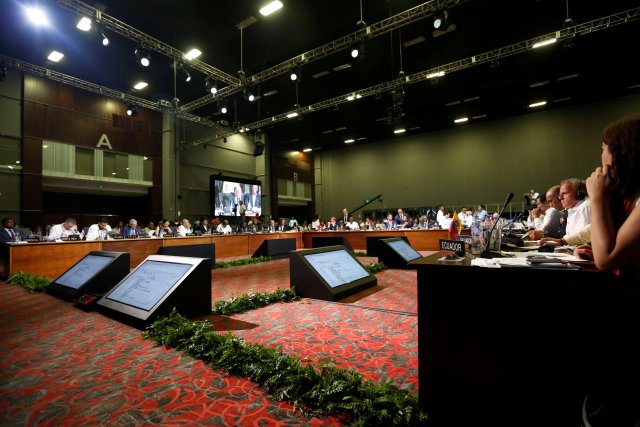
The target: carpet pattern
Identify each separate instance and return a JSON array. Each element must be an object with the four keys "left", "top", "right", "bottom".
[{"left": 1, "top": 255, "right": 421, "bottom": 425}]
